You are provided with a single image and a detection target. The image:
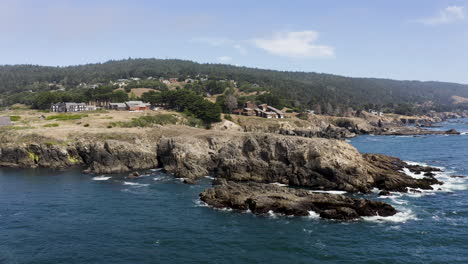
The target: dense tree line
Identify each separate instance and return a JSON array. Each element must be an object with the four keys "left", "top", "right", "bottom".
[
  {"left": 141, "top": 89, "right": 221, "bottom": 125},
  {"left": 1, "top": 58, "right": 468, "bottom": 114}
]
